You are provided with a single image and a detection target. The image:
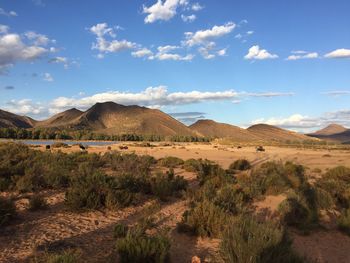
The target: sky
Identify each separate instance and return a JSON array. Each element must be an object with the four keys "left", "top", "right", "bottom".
[{"left": 0, "top": 0, "right": 350, "bottom": 132}]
